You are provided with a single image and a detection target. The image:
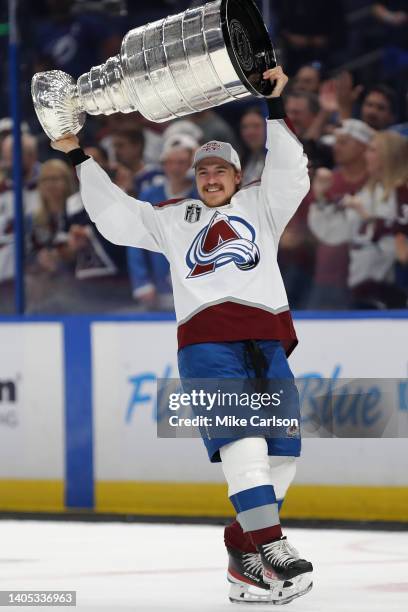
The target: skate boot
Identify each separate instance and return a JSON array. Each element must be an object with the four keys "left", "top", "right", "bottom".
[
  {"left": 227, "top": 546, "right": 309, "bottom": 605},
  {"left": 257, "top": 536, "right": 313, "bottom": 603}
]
